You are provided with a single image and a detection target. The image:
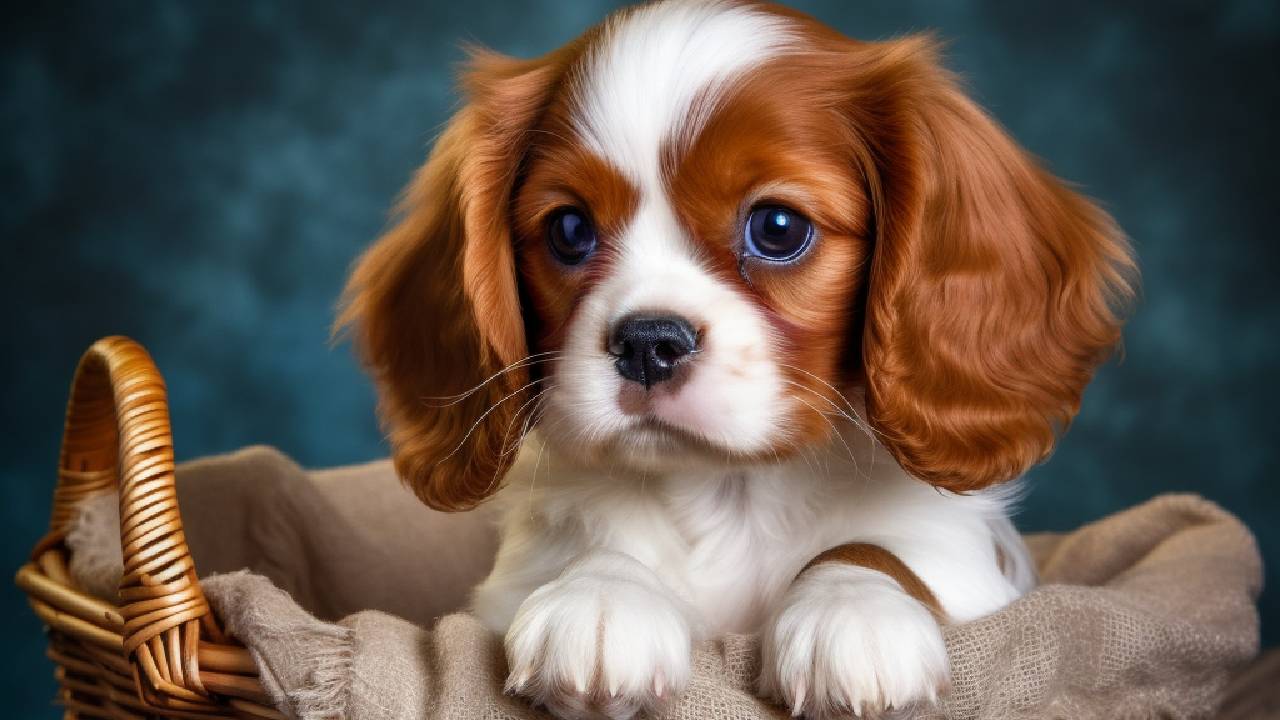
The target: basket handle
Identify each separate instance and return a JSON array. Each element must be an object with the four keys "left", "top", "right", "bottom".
[{"left": 40, "top": 335, "right": 223, "bottom": 710}]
